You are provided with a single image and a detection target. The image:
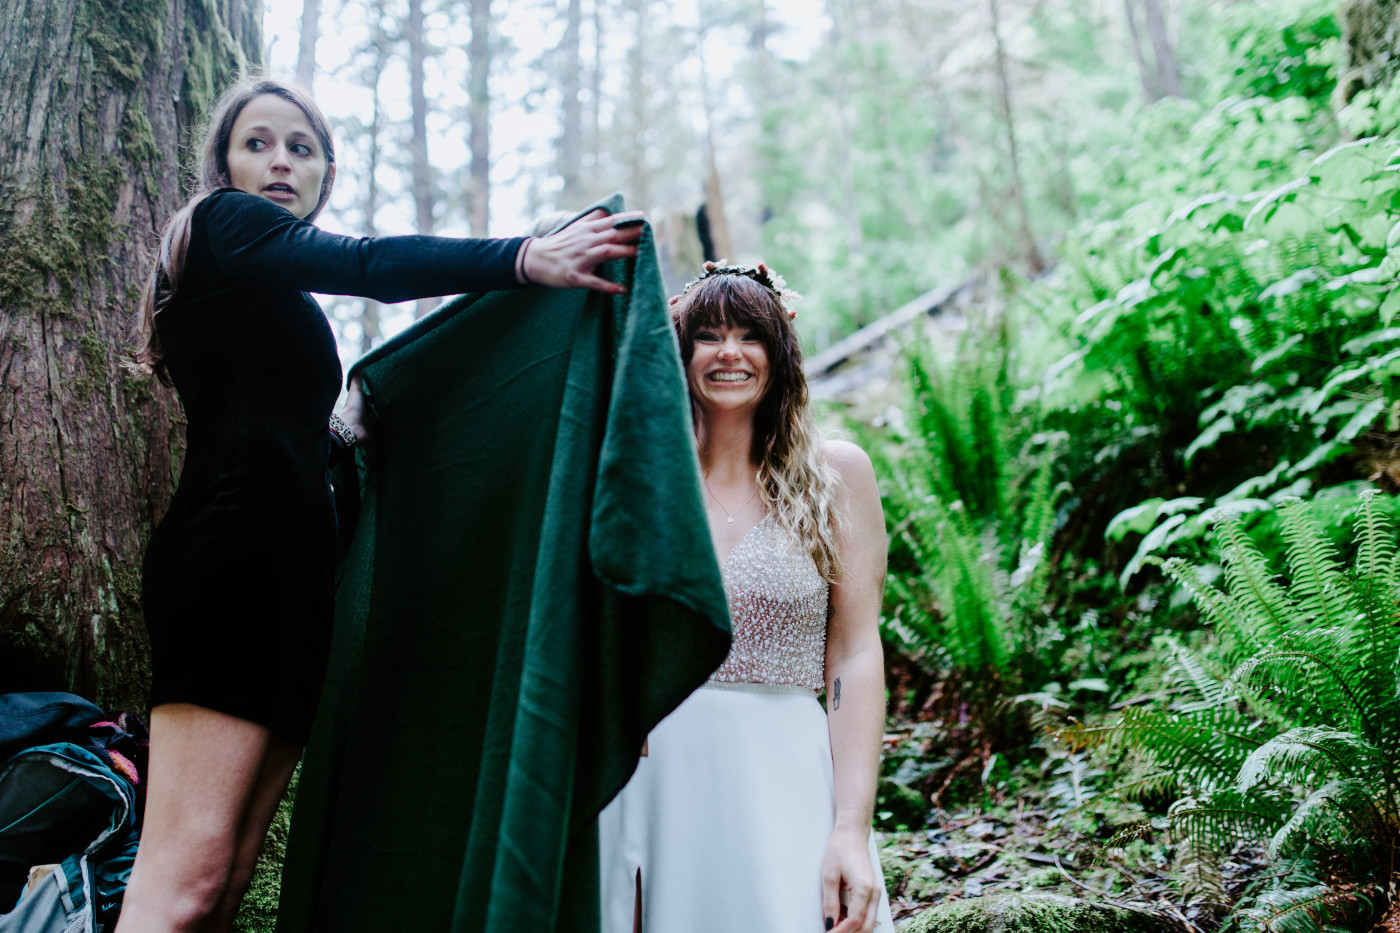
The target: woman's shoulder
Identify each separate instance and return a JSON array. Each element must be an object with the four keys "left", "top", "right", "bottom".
[
  {"left": 821, "top": 438, "right": 873, "bottom": 478},
  {"left": 194, "top": 187, "right": 297, "bottom": 227}
]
